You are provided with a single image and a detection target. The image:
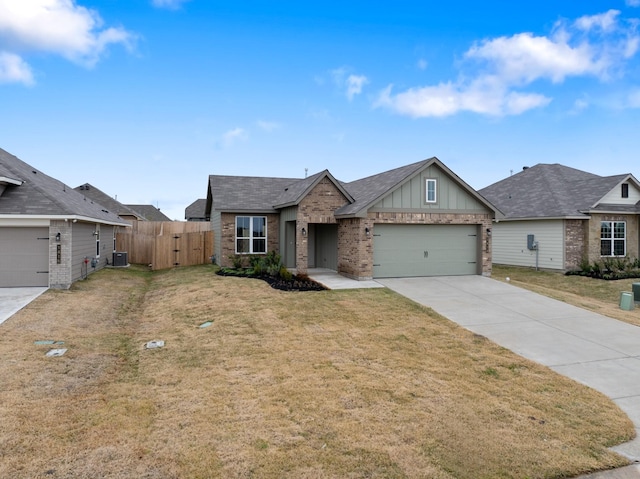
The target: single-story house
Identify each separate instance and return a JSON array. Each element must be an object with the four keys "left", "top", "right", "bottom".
[
  {"left": 74, "top": 184, "right": 172, "bottom": 222},
  {"left": 185, "top": 198, "right": 208, "bottom": 221},
  {"left": 206, "top": 157, "right": 501, "bottom": 279},
  {"left": 1, "top": 148, "right": 130, "bottom": 288},
  {"left": 479, "top": 164, "right": 640, "bottom": 270}
]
